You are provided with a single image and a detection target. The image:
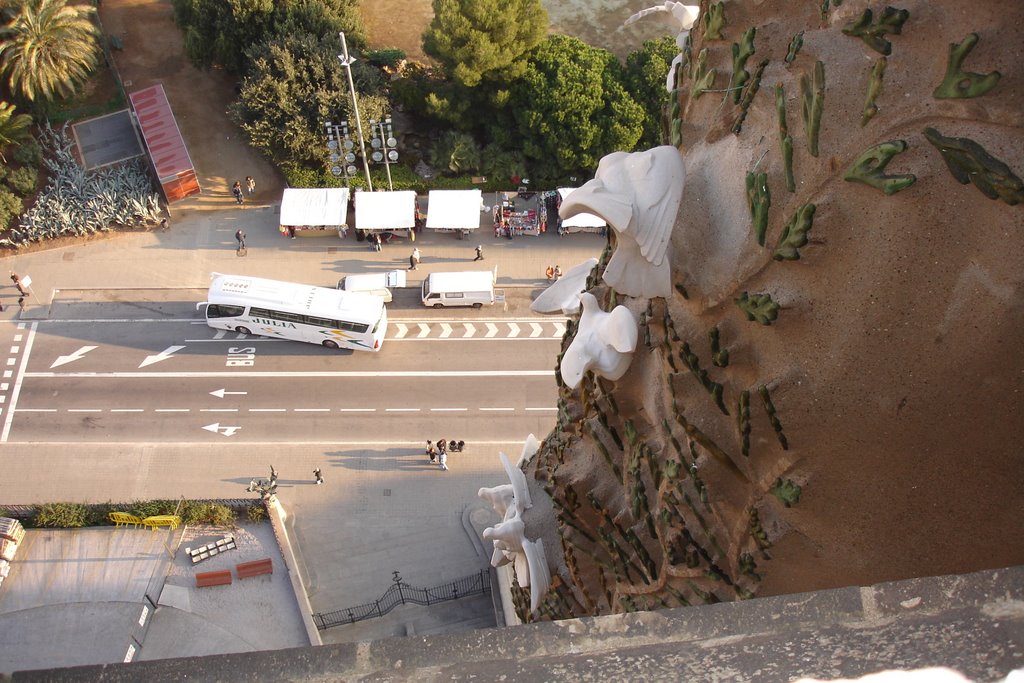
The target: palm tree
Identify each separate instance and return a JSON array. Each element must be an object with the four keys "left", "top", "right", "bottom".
[
  {"left": 0, "top": 101, "right": 32, "bottom": 162},
  {"left": 0, "top": 0, "right": 101, "bottom": 104}
]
